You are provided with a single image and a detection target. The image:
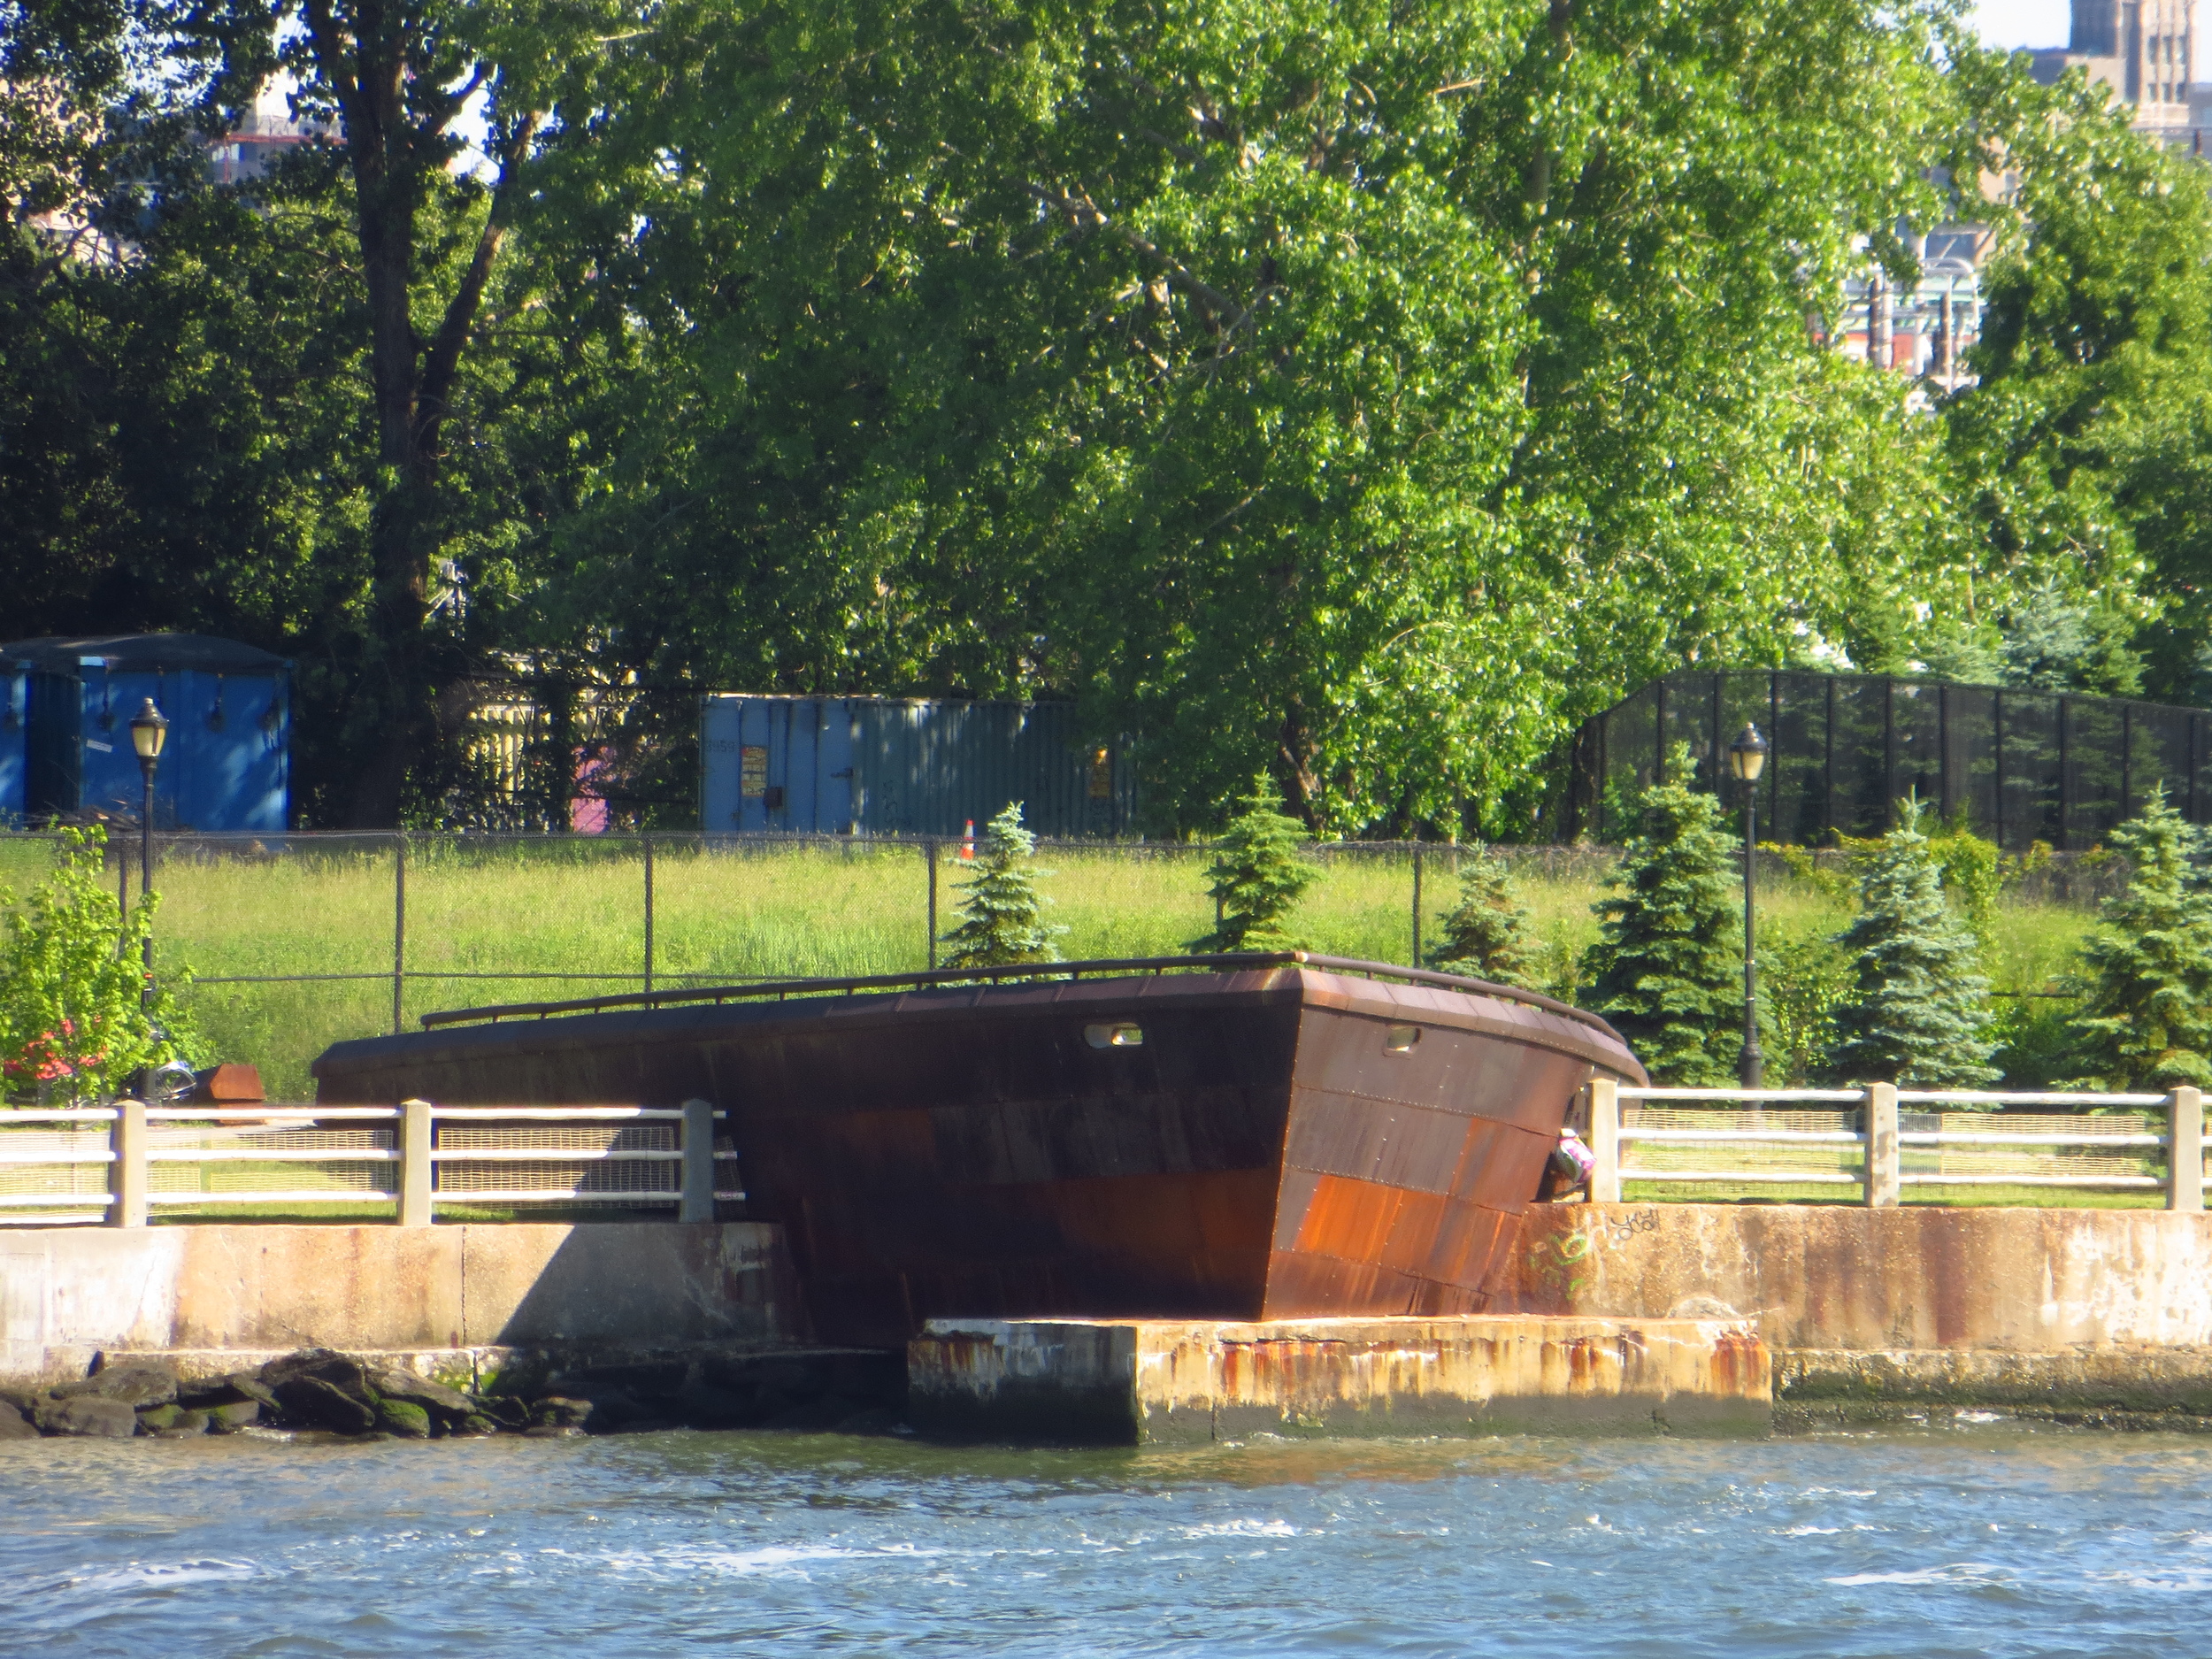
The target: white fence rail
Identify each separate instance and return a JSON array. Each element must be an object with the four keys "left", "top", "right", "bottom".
[
  {"left": 1586, "top": 1079, "right": 2205, "bottom": 1209},
  {"left": 0, "top": 1099, "right": 741, "bottom": 1226}
]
